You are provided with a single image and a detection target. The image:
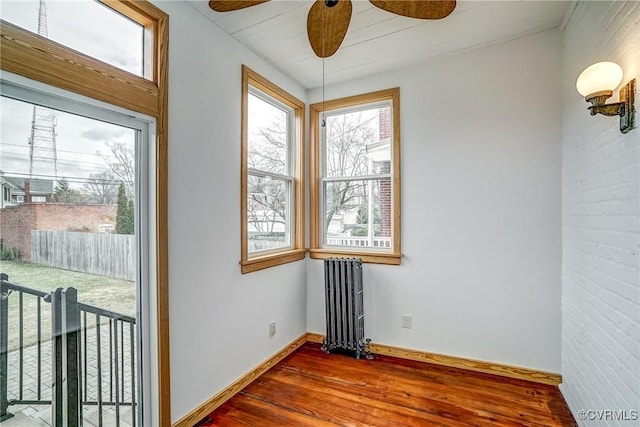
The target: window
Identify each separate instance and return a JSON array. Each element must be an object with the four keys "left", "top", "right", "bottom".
[
  {"left": 16, "top": 195, "right": 24, "bottom": 203},
  {"left": 1, "top": 82, "right": 151, "bottom": 425},
  {"left": 241, "top": 66, "right": 305, "bottom": 273},
  {"left": 1, "top": 0, "right": 144, "bottom": 77},
  {"left": 310, "top": 88, "right": 401, "bottom": 265},
  {"left": 1, "top": 1, "right": 170, "bottom": 424}
]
